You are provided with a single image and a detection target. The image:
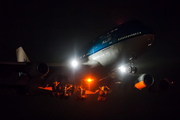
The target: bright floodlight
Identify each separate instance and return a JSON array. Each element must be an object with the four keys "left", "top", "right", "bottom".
[
  {"left": 87, "top": 78, "right": 92, "bottom": 82},
  {"left": 71, "top": 59, "right": 78, "bottom": 68},
  {"left": 118, "top": 66, "right": 126, "bottom": 73}
]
